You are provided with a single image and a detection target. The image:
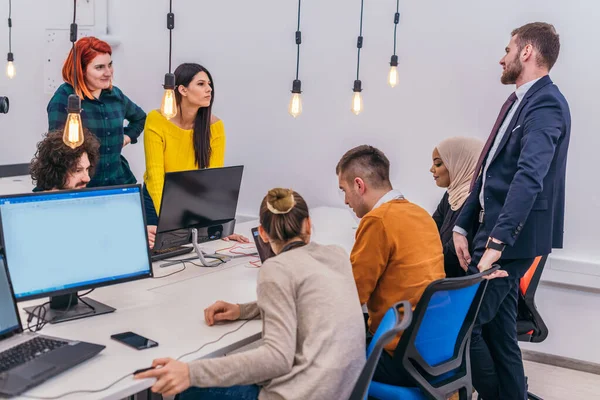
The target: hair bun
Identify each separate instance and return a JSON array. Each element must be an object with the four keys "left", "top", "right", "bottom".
[{"left": 266, "top": 188, "right": 296, "bottom": 215}]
